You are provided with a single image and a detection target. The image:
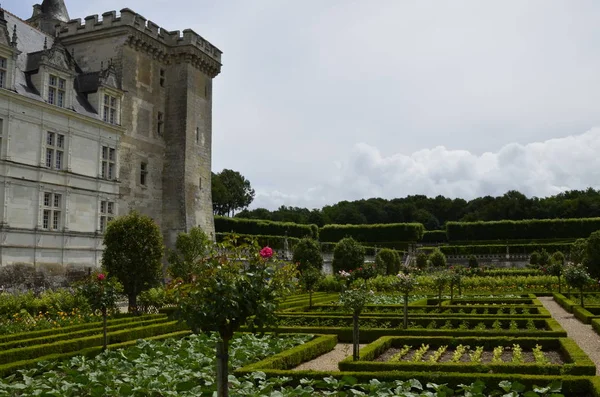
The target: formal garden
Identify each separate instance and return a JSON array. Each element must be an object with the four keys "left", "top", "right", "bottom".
[{"left": 3, "top": 215, "right": 600, "bottom": 395}]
